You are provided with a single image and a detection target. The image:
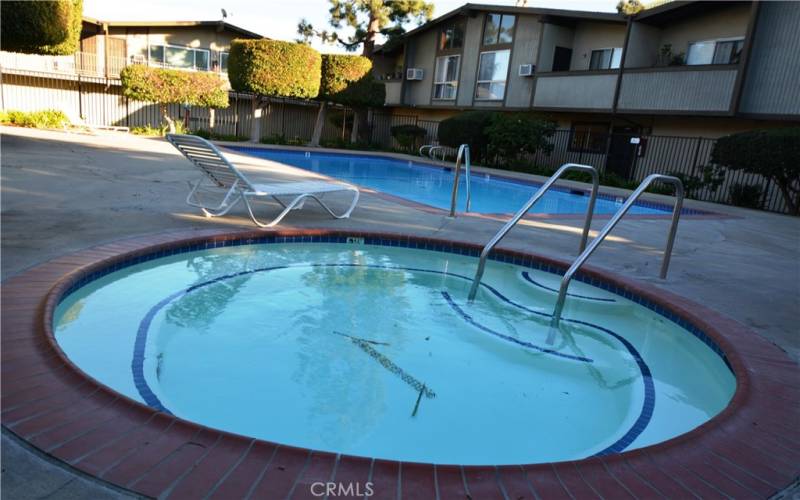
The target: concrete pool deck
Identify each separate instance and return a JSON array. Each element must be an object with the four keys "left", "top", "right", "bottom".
[{"left": 1, "top": 126, "right": 798, "bottom": 498}]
